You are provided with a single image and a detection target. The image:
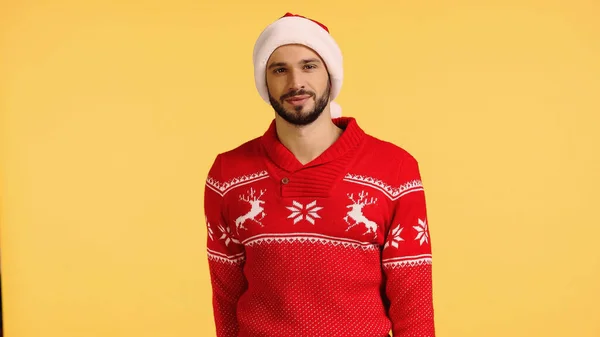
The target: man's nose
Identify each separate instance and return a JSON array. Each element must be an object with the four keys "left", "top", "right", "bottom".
[{"left": 287, "top": 69, "right": 304, "bottom": 91}]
